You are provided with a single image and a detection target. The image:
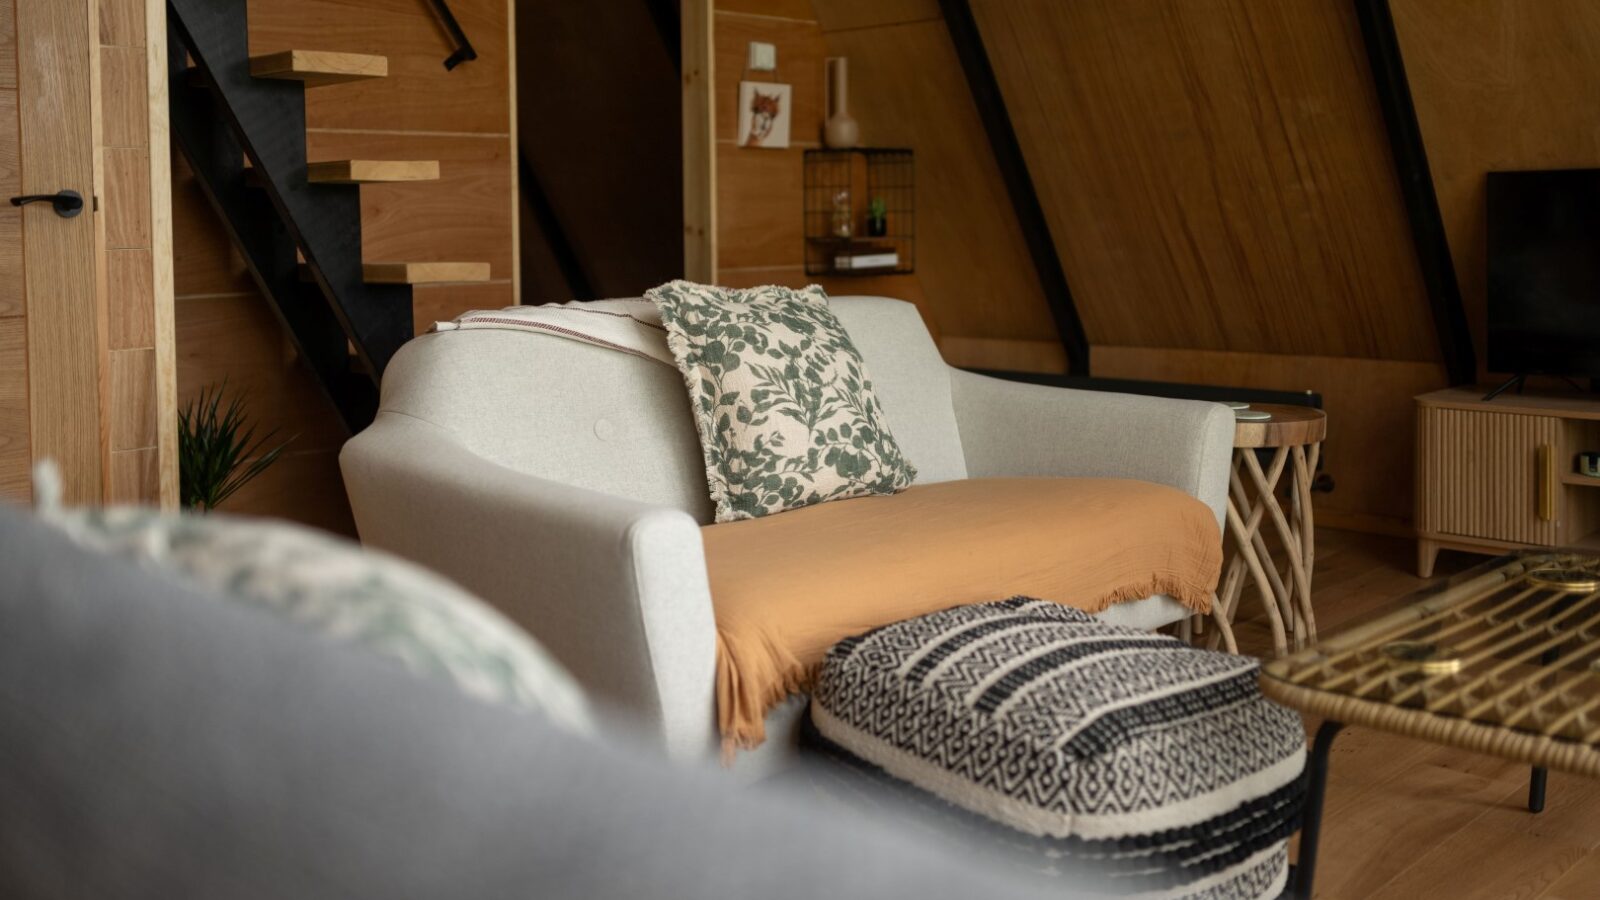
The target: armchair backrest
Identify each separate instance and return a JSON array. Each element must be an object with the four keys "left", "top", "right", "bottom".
[{"left": 377, "top": 296, "right": 968, "bottom": 523}]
